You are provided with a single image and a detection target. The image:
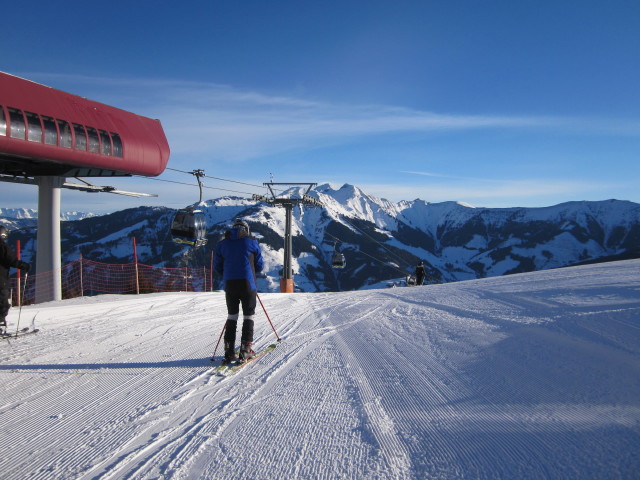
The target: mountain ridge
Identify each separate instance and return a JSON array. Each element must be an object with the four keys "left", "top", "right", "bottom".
[{"left": 3, "top": 185, "right": 640, "bottom": 292}]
